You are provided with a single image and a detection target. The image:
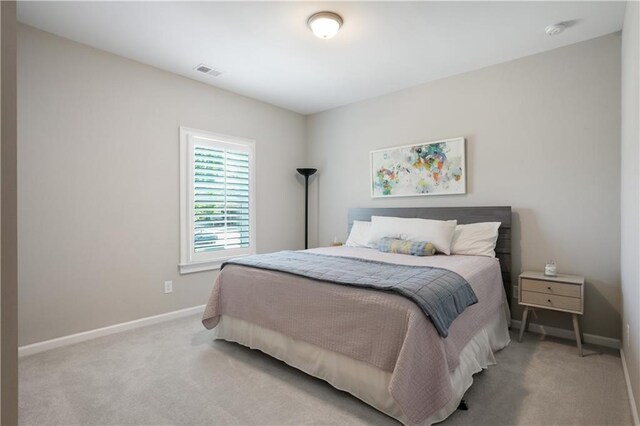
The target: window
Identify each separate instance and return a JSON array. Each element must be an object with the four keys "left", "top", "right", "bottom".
[{"left": 179, "top": 127, "right": 256, "bottom": 274}]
